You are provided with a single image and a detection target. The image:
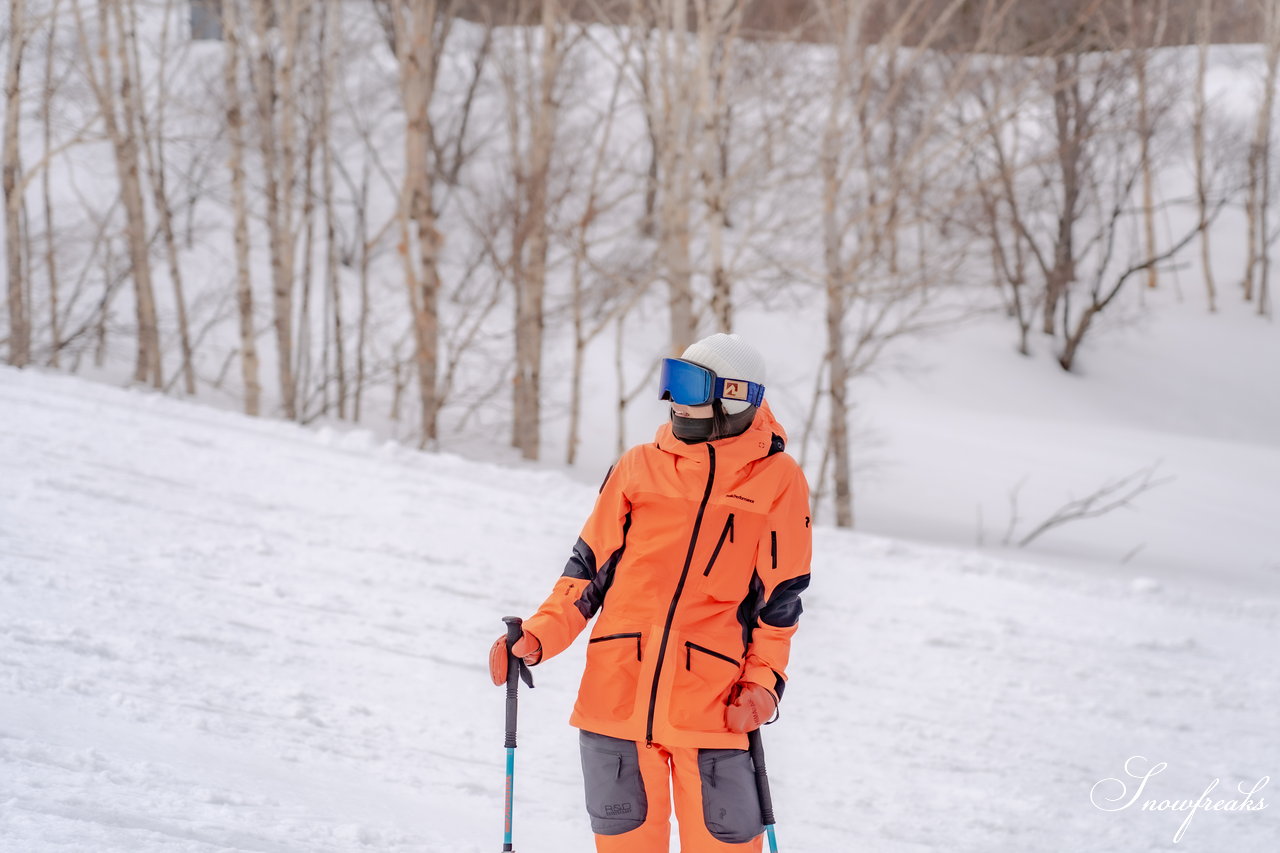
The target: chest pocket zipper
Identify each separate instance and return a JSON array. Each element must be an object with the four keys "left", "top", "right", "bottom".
[
  {"left": 685, "top": 641, "right": 739, "bottom": 670},
  {"left": 702, "top": 513, "right": 735, "bottom": 577}
]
